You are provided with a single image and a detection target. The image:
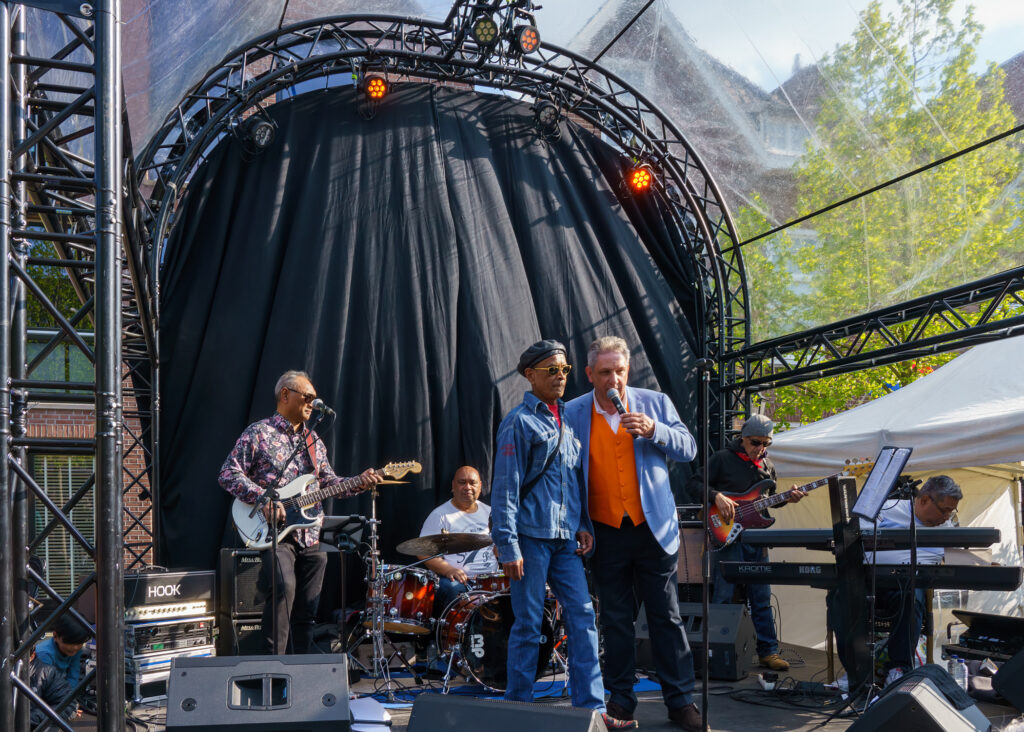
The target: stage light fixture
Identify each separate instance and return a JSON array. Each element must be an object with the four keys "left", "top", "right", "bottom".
[
  {"left": 363, "top": 72, "right": 389, "bottom": 101},
  {"left": 246, "top": 118, "right": 276, "bottom": 150},
  {"left": 470, "top": 15, "right": 499, "bottom": 46},
  {"left": 512, "top": 24, "right": 541, "bottom": 54},
  {"left": 628, "top": 165, "right": 654, "bottom": 194},
  {"left": 533, "top": 100, "right": 560, "bottom": 133}
]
